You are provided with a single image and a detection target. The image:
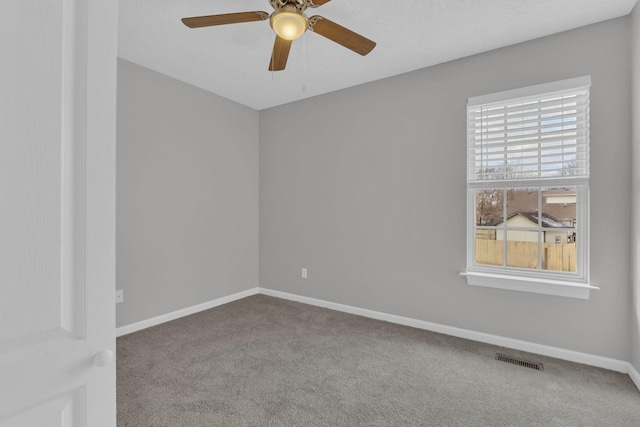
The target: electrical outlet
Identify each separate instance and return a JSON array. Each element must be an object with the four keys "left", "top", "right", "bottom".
[
  {"left": 301, "top": 268, "right": 308, "bottom": 279},
  {"left": 115, "top": 289, "right": 124, "bottom": 304}
]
